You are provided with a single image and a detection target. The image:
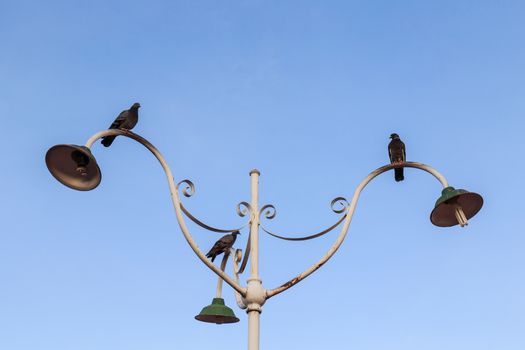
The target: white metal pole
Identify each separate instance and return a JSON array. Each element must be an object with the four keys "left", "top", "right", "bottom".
[
  {"left": 248, "top": 311, "right": 260, "bottom": 350},
  {"left": 247, "top": 169, "right": 261, "bottom": 350},
  {"left": 249, "top": 169, "right": 260, "bottom": 279}
]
